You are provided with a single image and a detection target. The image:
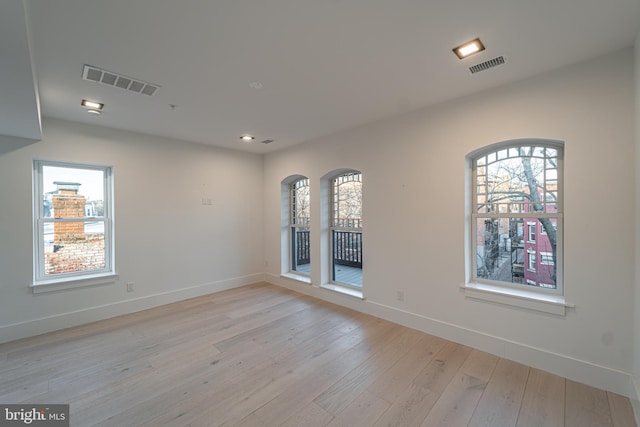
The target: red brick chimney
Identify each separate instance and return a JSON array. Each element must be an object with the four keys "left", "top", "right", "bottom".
[{"left": 51, "top": 182, "right": 86, "bottom": 244}]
